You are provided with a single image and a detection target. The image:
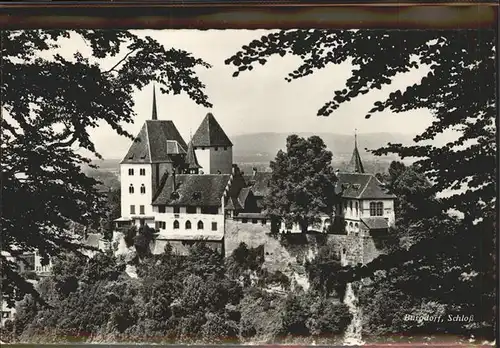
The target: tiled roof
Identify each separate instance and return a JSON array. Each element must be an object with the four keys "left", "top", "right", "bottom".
[
  {"left": 121, "top": 120, "right": 187, "bottom": 164},
  {"left": 361, "top": 217, "right": 389, "bottom": 230},
  {"left": 337, "top": 173, "right": 395, "bottom": 199},
  {"left": 238, "top": 187, "right": 251, "bottom": 206},
  {"left": 191, "top": 113, "right": 233, "bottom": 147},
  {"left": 152, "top": 174, "right": 231, "bottom": 207}
]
